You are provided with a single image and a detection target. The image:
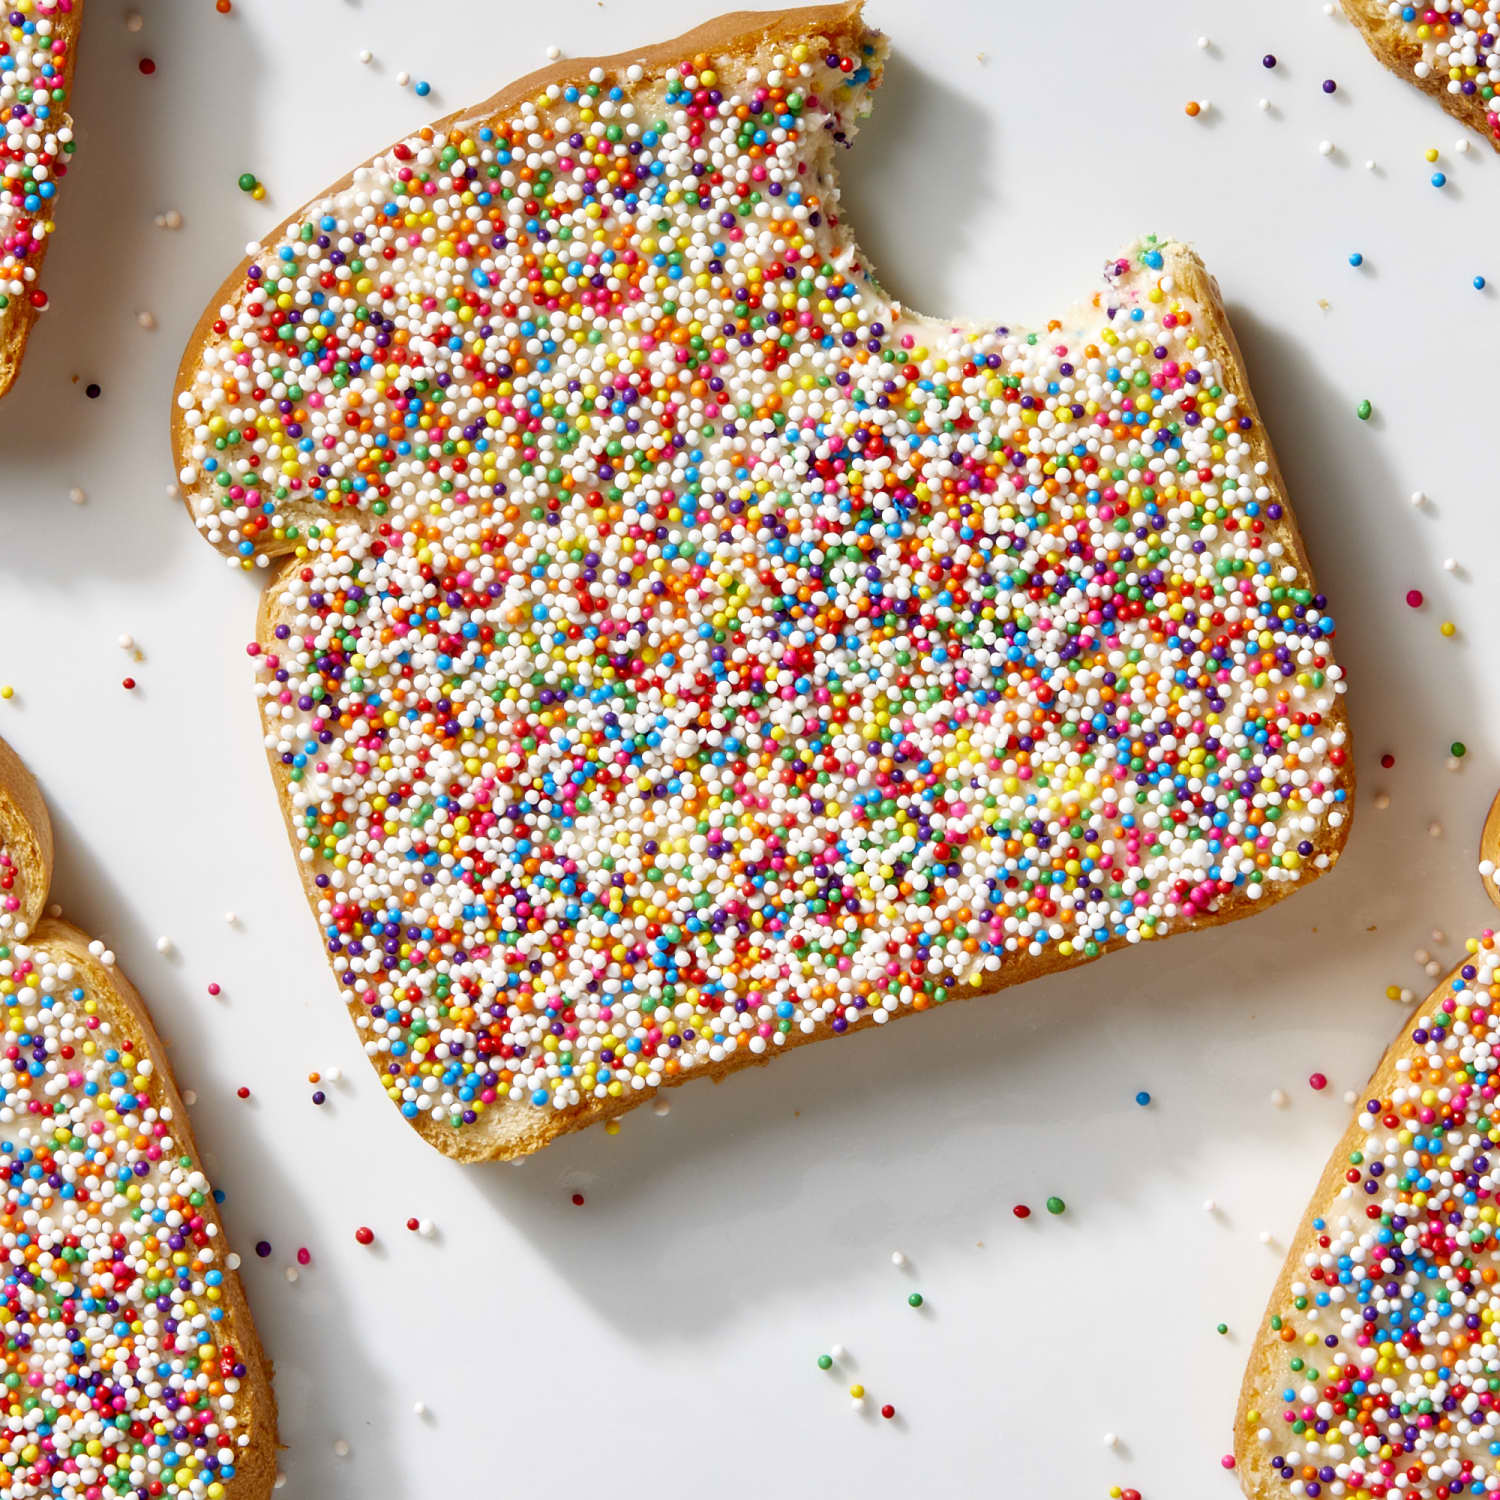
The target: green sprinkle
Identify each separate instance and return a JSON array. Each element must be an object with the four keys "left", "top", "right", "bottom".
[
  {"left": 1452, "top": 741, "right": 1467, "bottom": 758},
  {"left": 237, "top": 173, "right": 259, "bottom": 193},
  {"left": 817, "top": 1353, "right": 832, "bottom": 1370},
  {"left": 1045, "top": 1196, "right": 1066, "bottom": 1215},
  {"left": 907, "top": 1293, "right": 924, "bottom": 1309},
  {"left": 1356, "top": 400, "right": 1373, "bottom": 421},
  {"left": 1217, "top": 1323, "right": 1229, "bottom": 1336}
]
